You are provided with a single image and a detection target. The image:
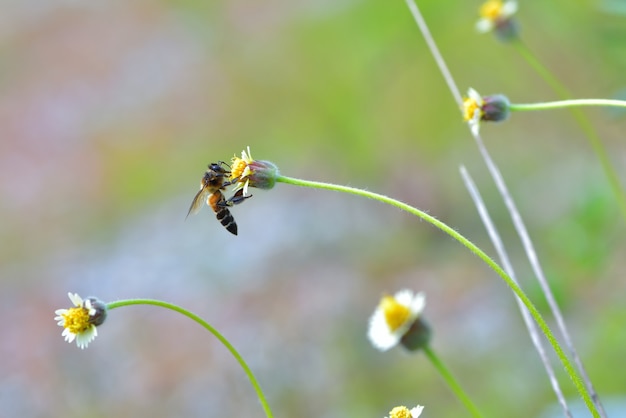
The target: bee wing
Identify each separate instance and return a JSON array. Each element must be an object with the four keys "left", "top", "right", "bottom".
[{"left": 186, "top": 187, "right": 211, "bottom": 218}]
